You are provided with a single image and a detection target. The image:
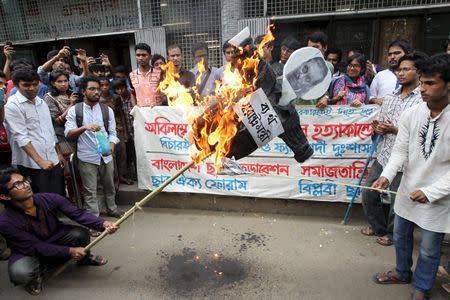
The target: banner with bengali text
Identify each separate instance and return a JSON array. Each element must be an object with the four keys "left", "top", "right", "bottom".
[{"left": 131, "top": 105, "right": 379, "bottom": 203}]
